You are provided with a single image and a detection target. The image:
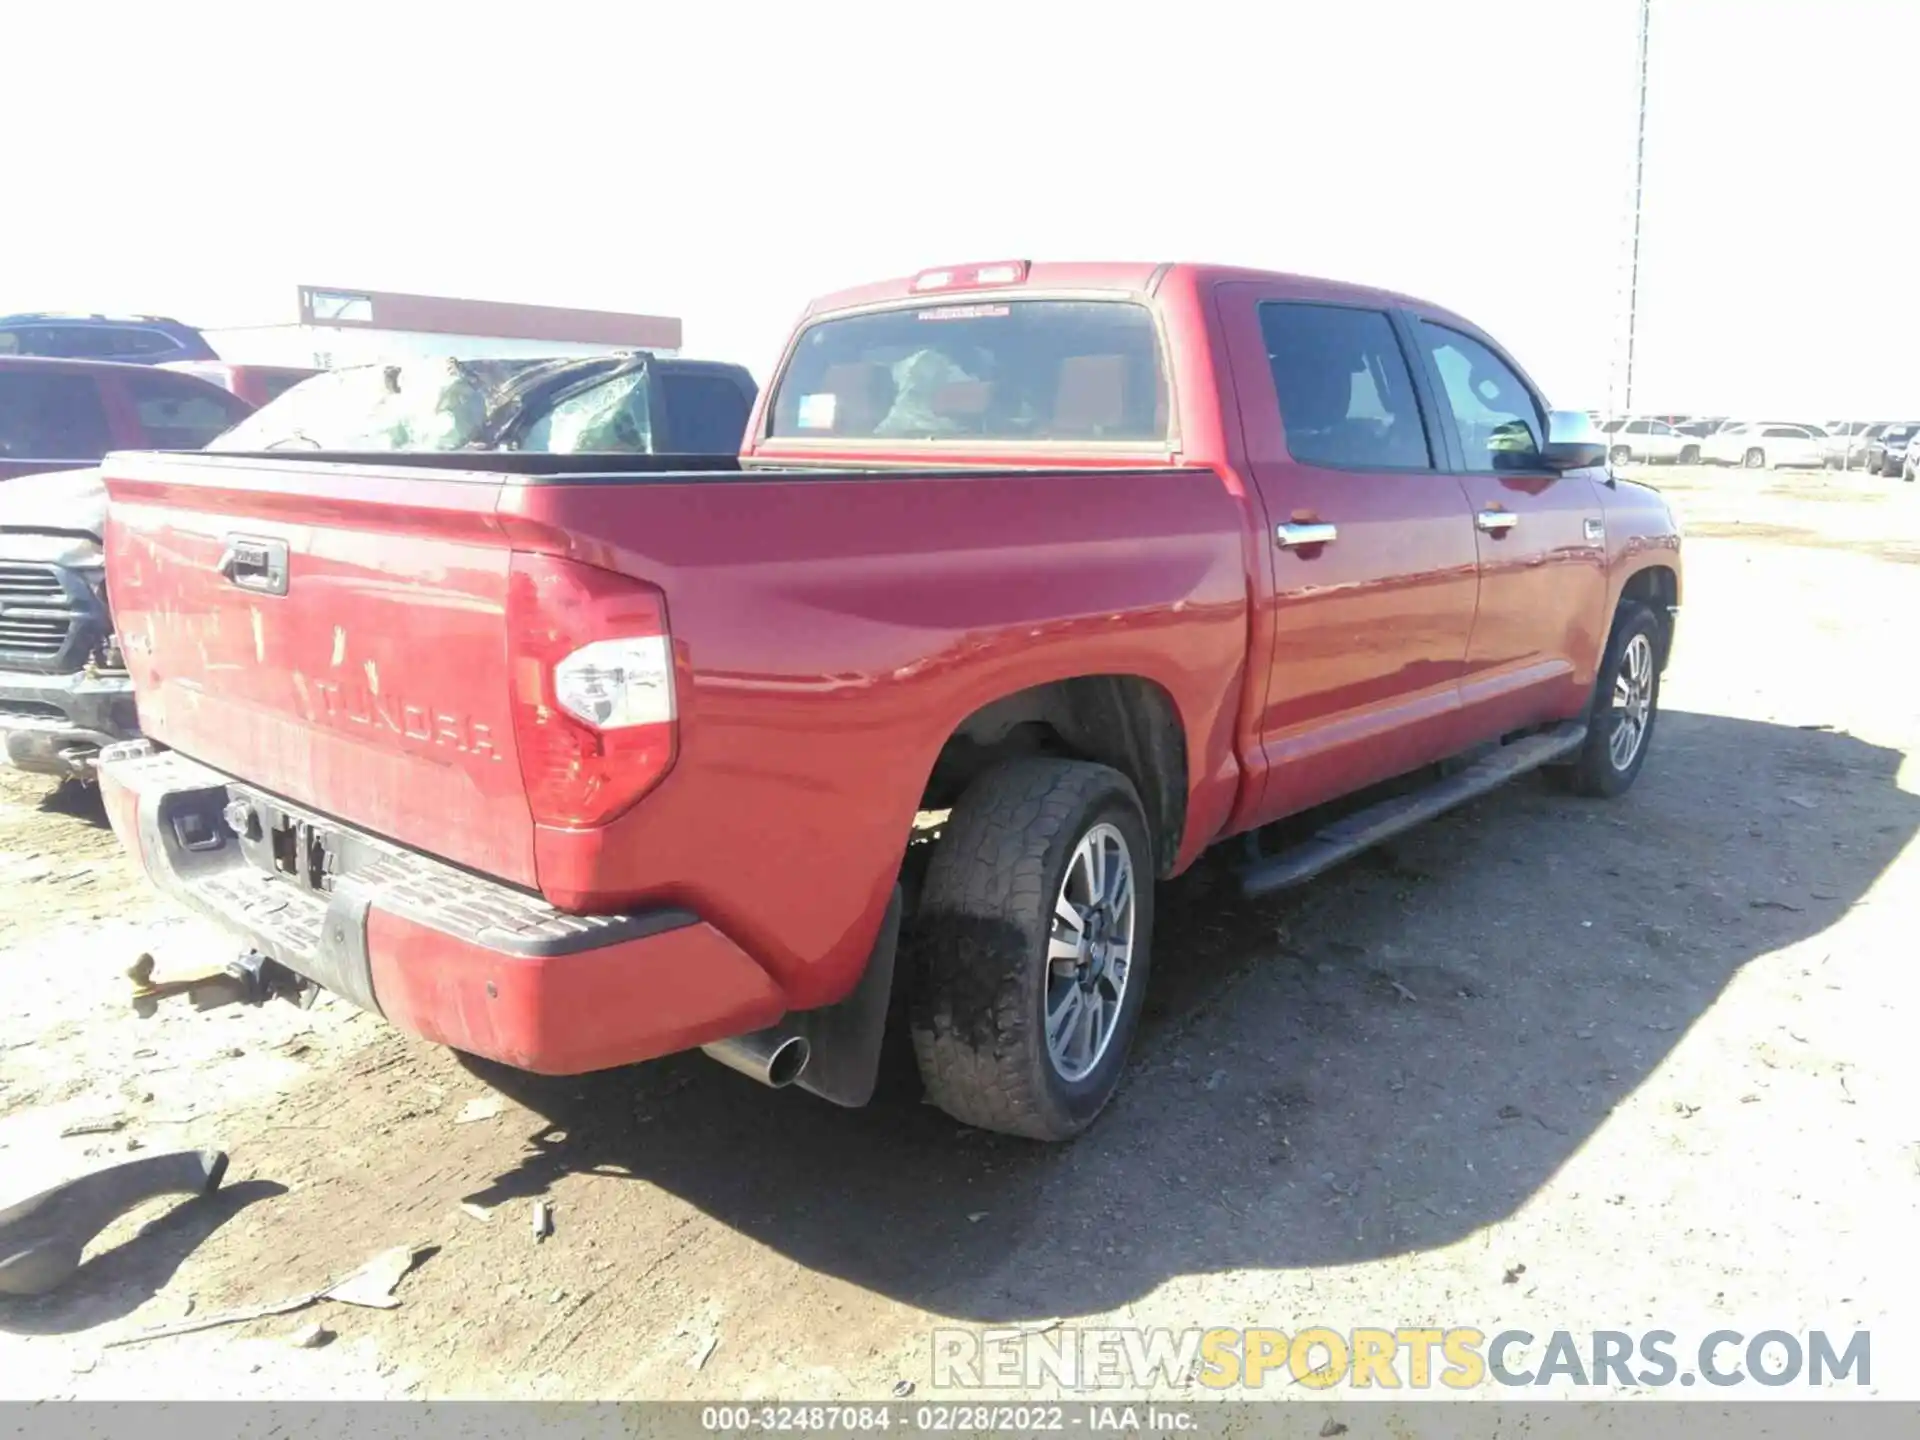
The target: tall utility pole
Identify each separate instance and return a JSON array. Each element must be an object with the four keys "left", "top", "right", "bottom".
[{"left": 1622, "top": 0, "right": 1652, "bottom": 412}]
